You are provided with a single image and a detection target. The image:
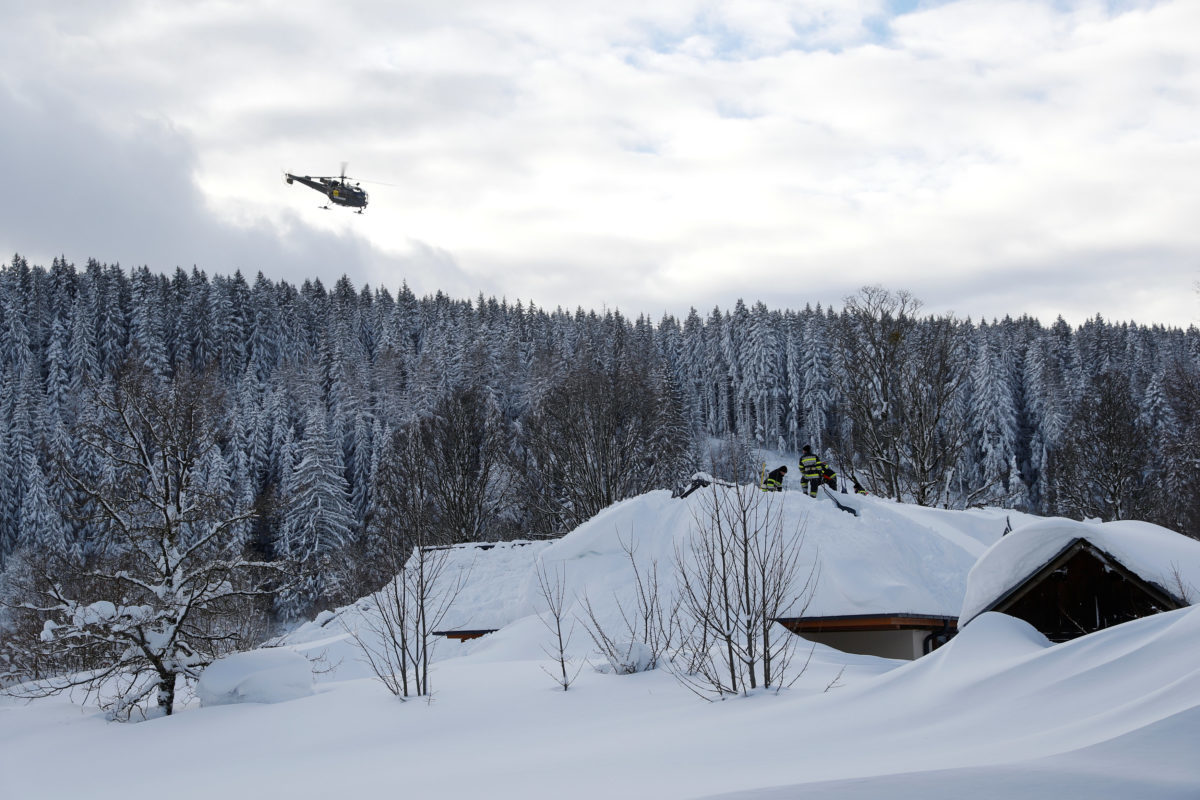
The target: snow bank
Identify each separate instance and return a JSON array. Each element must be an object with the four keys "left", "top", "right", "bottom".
[
  {"left": 959, "top": 517, "right": 1200, "bottom": 624},
  {"left": 9, "top": 584, "right": 1200, "bottom": 800},
  {"left": 196, "top": 648, "right": 314, "bottom": 706}
]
